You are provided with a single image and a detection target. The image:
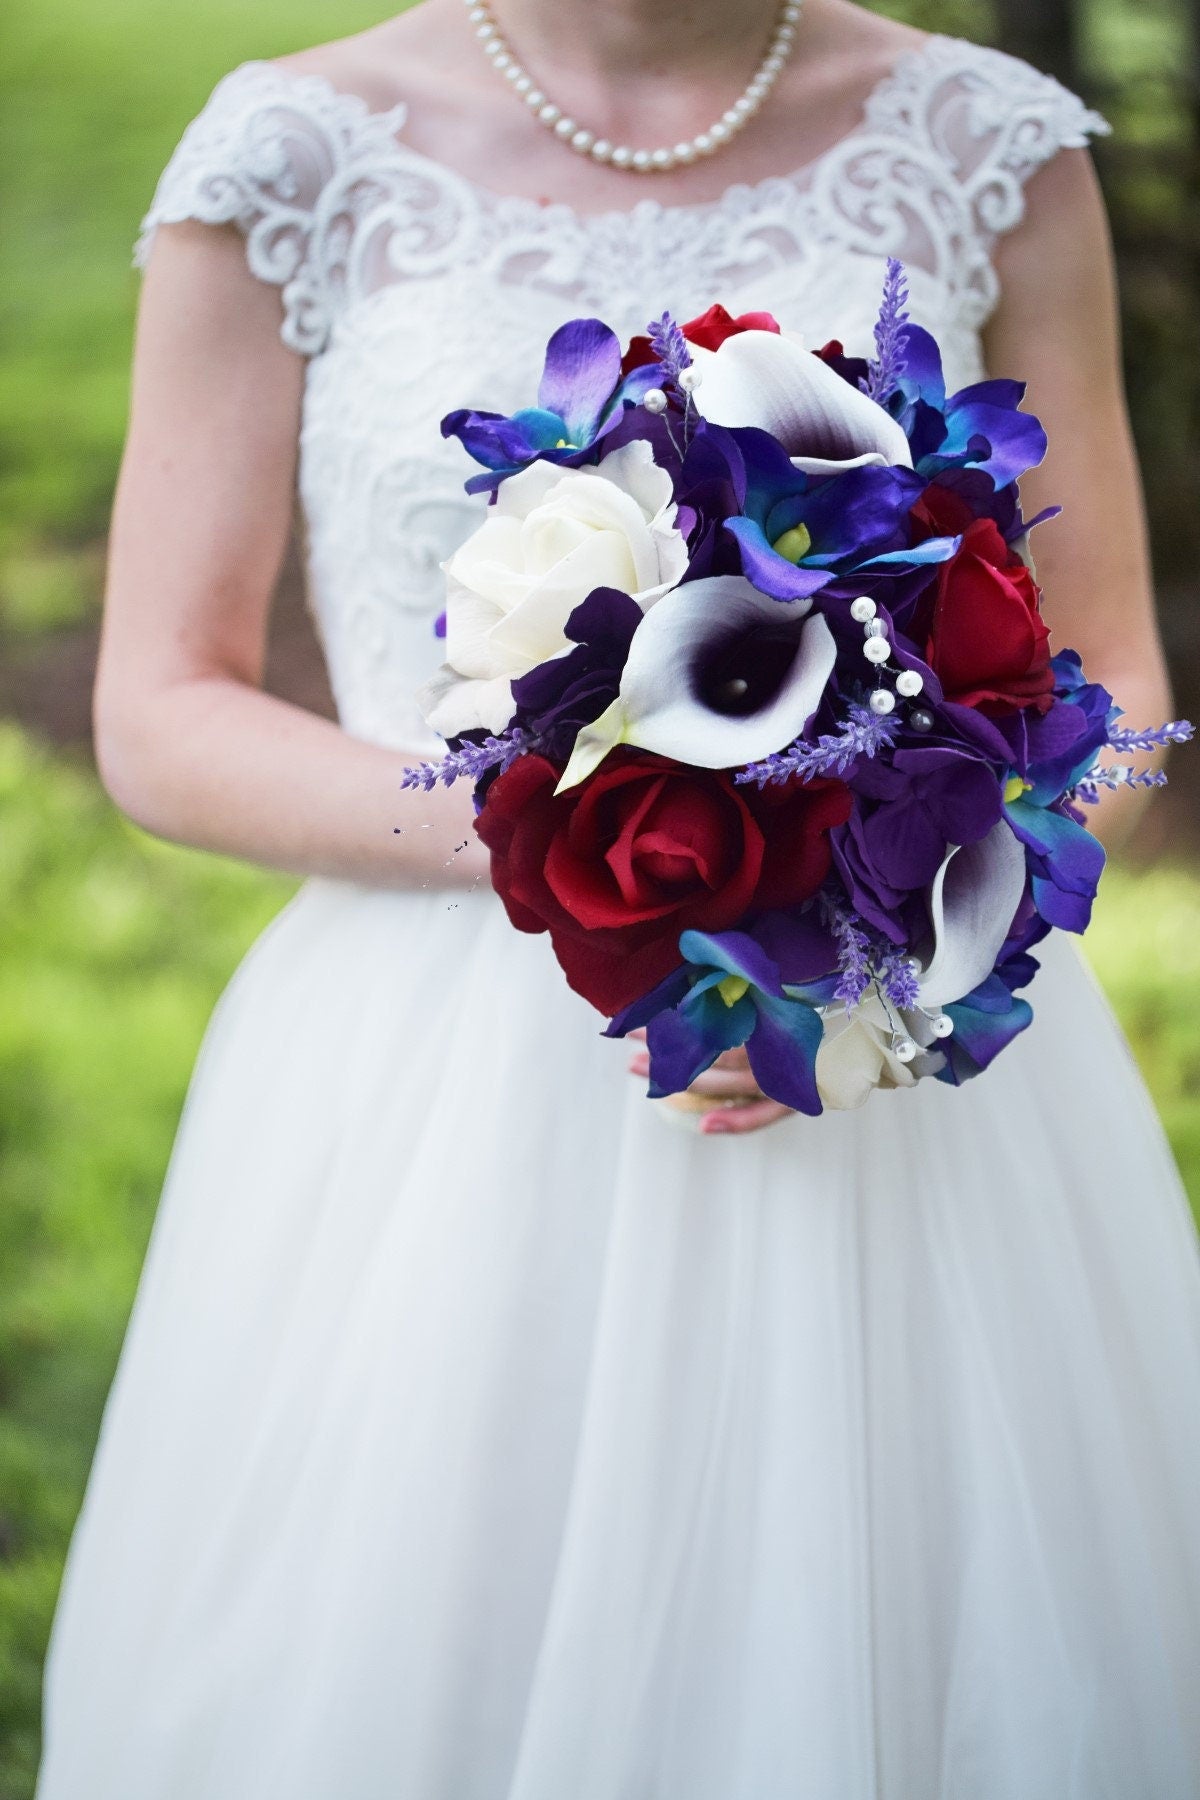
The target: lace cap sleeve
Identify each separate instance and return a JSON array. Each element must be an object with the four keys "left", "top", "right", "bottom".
[
  {"left": 880, "top": 37, "right": 1110, "bottom": 238},
  {"left": 132, "top": 61, "right": 407, "bottom": 356}
]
